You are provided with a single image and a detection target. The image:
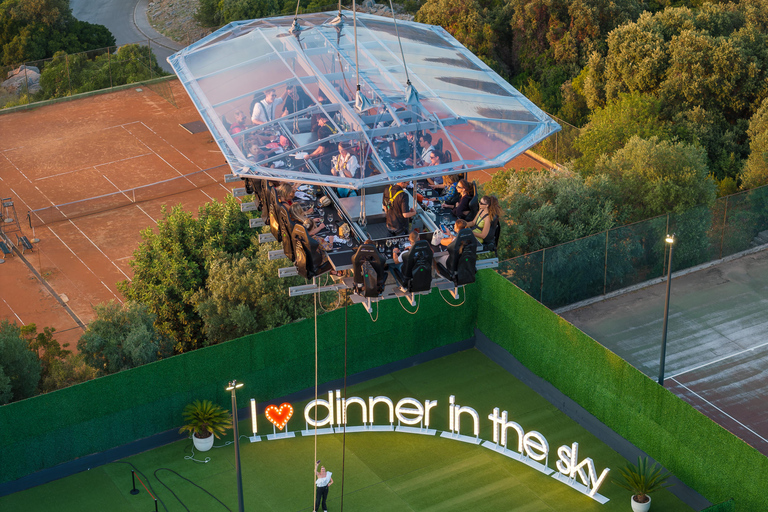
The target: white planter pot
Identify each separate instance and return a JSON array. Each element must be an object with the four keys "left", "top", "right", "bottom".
[
  {"left": 631, "top": 495, "right": 651, "bottom": 512},
  {"left": 193, "top": 433, "right": 215, "bottom": 452}
]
